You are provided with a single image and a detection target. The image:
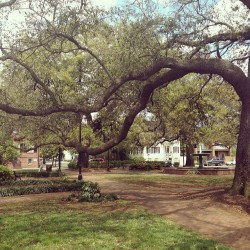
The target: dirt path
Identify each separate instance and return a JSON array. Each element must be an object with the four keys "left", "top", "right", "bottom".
[
  {"left": 83, "top": 172, "right": 250, "bottom": 250},
  {"left": 1, "top": 171, "right": 249, "bottom": 249}
]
